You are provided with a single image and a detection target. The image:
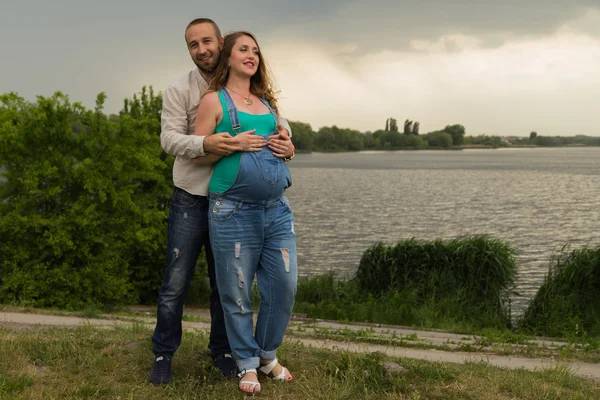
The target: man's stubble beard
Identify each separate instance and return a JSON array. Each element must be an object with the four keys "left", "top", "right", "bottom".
[
  {"left": 197, "top": 63, "right": 215, "bottom": 79},
  {"left": 196, "top": 48, "right": 221, "bottom": 80}
]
